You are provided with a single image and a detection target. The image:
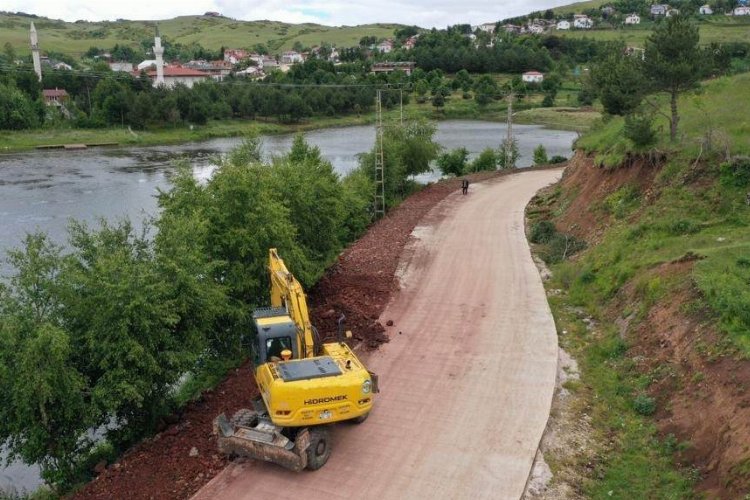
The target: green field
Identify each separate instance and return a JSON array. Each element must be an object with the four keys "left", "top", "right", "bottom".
[
  {"left": 555, "top": 17, "right": 750, "bottom": 46},
  {"left": 0, "top": 12, "right": 400, "bottom": 57}
]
